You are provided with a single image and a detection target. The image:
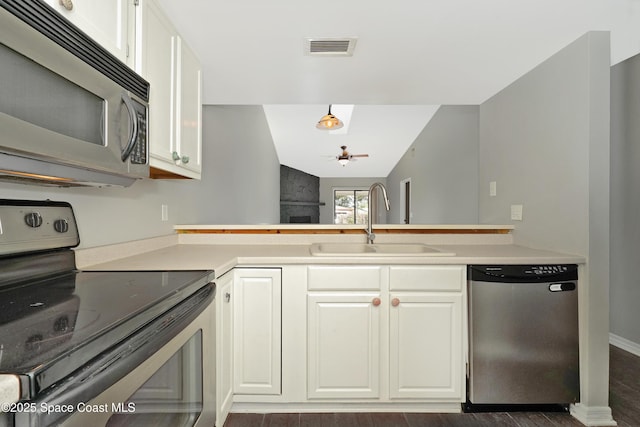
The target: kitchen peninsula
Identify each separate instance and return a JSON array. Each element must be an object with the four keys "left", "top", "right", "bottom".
[{"left": 73, "top": 225, "right": 588, "bottom": 427}]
